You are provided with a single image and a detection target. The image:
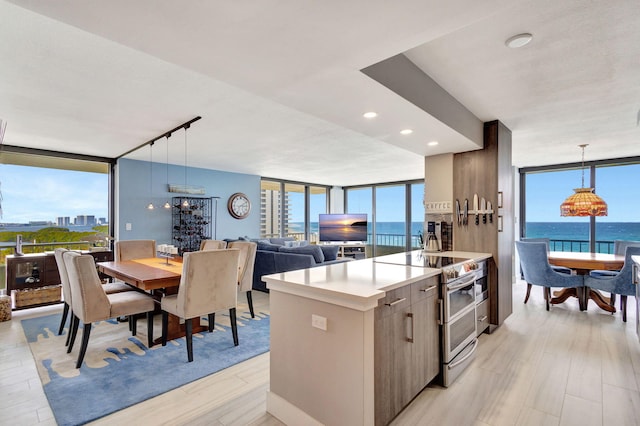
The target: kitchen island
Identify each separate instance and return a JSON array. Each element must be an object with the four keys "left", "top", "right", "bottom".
[{"left": 264, "top": 250, "right": 491, "bottom": 426}]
